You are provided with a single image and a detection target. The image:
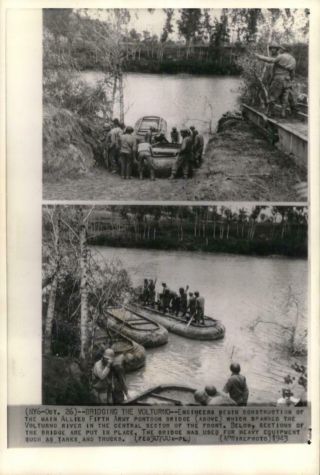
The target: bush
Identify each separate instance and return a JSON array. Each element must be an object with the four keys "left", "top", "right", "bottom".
[{"left": 43, "top": 104, "right": 96, "bottom": 178}]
